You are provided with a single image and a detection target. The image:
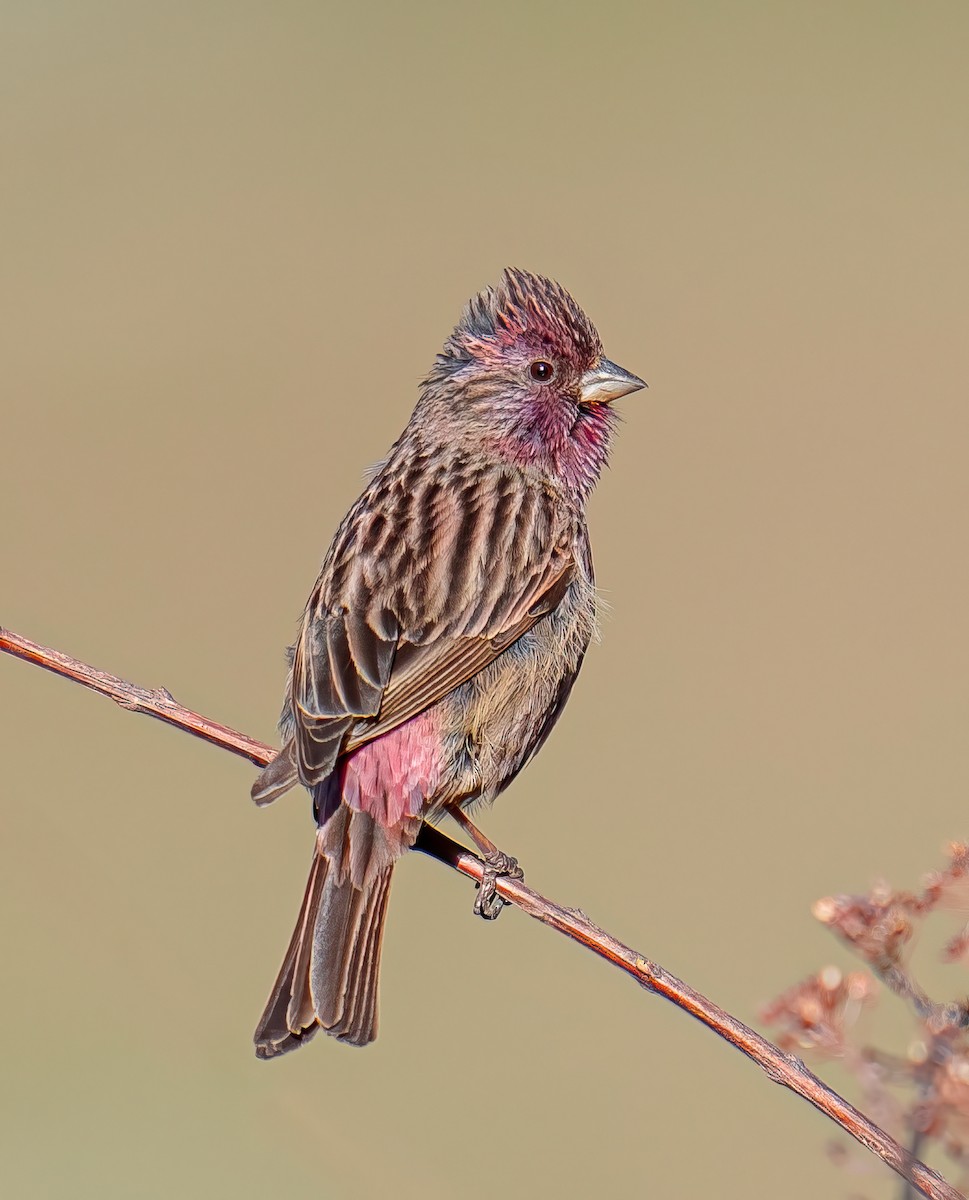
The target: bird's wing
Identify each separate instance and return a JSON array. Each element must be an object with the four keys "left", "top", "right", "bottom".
[
  {"left": 252, "top": 459, "right": 578, "bottom": 802},
  {"left": 342, "top": 547, "right": 575, "bottom": 752}
]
